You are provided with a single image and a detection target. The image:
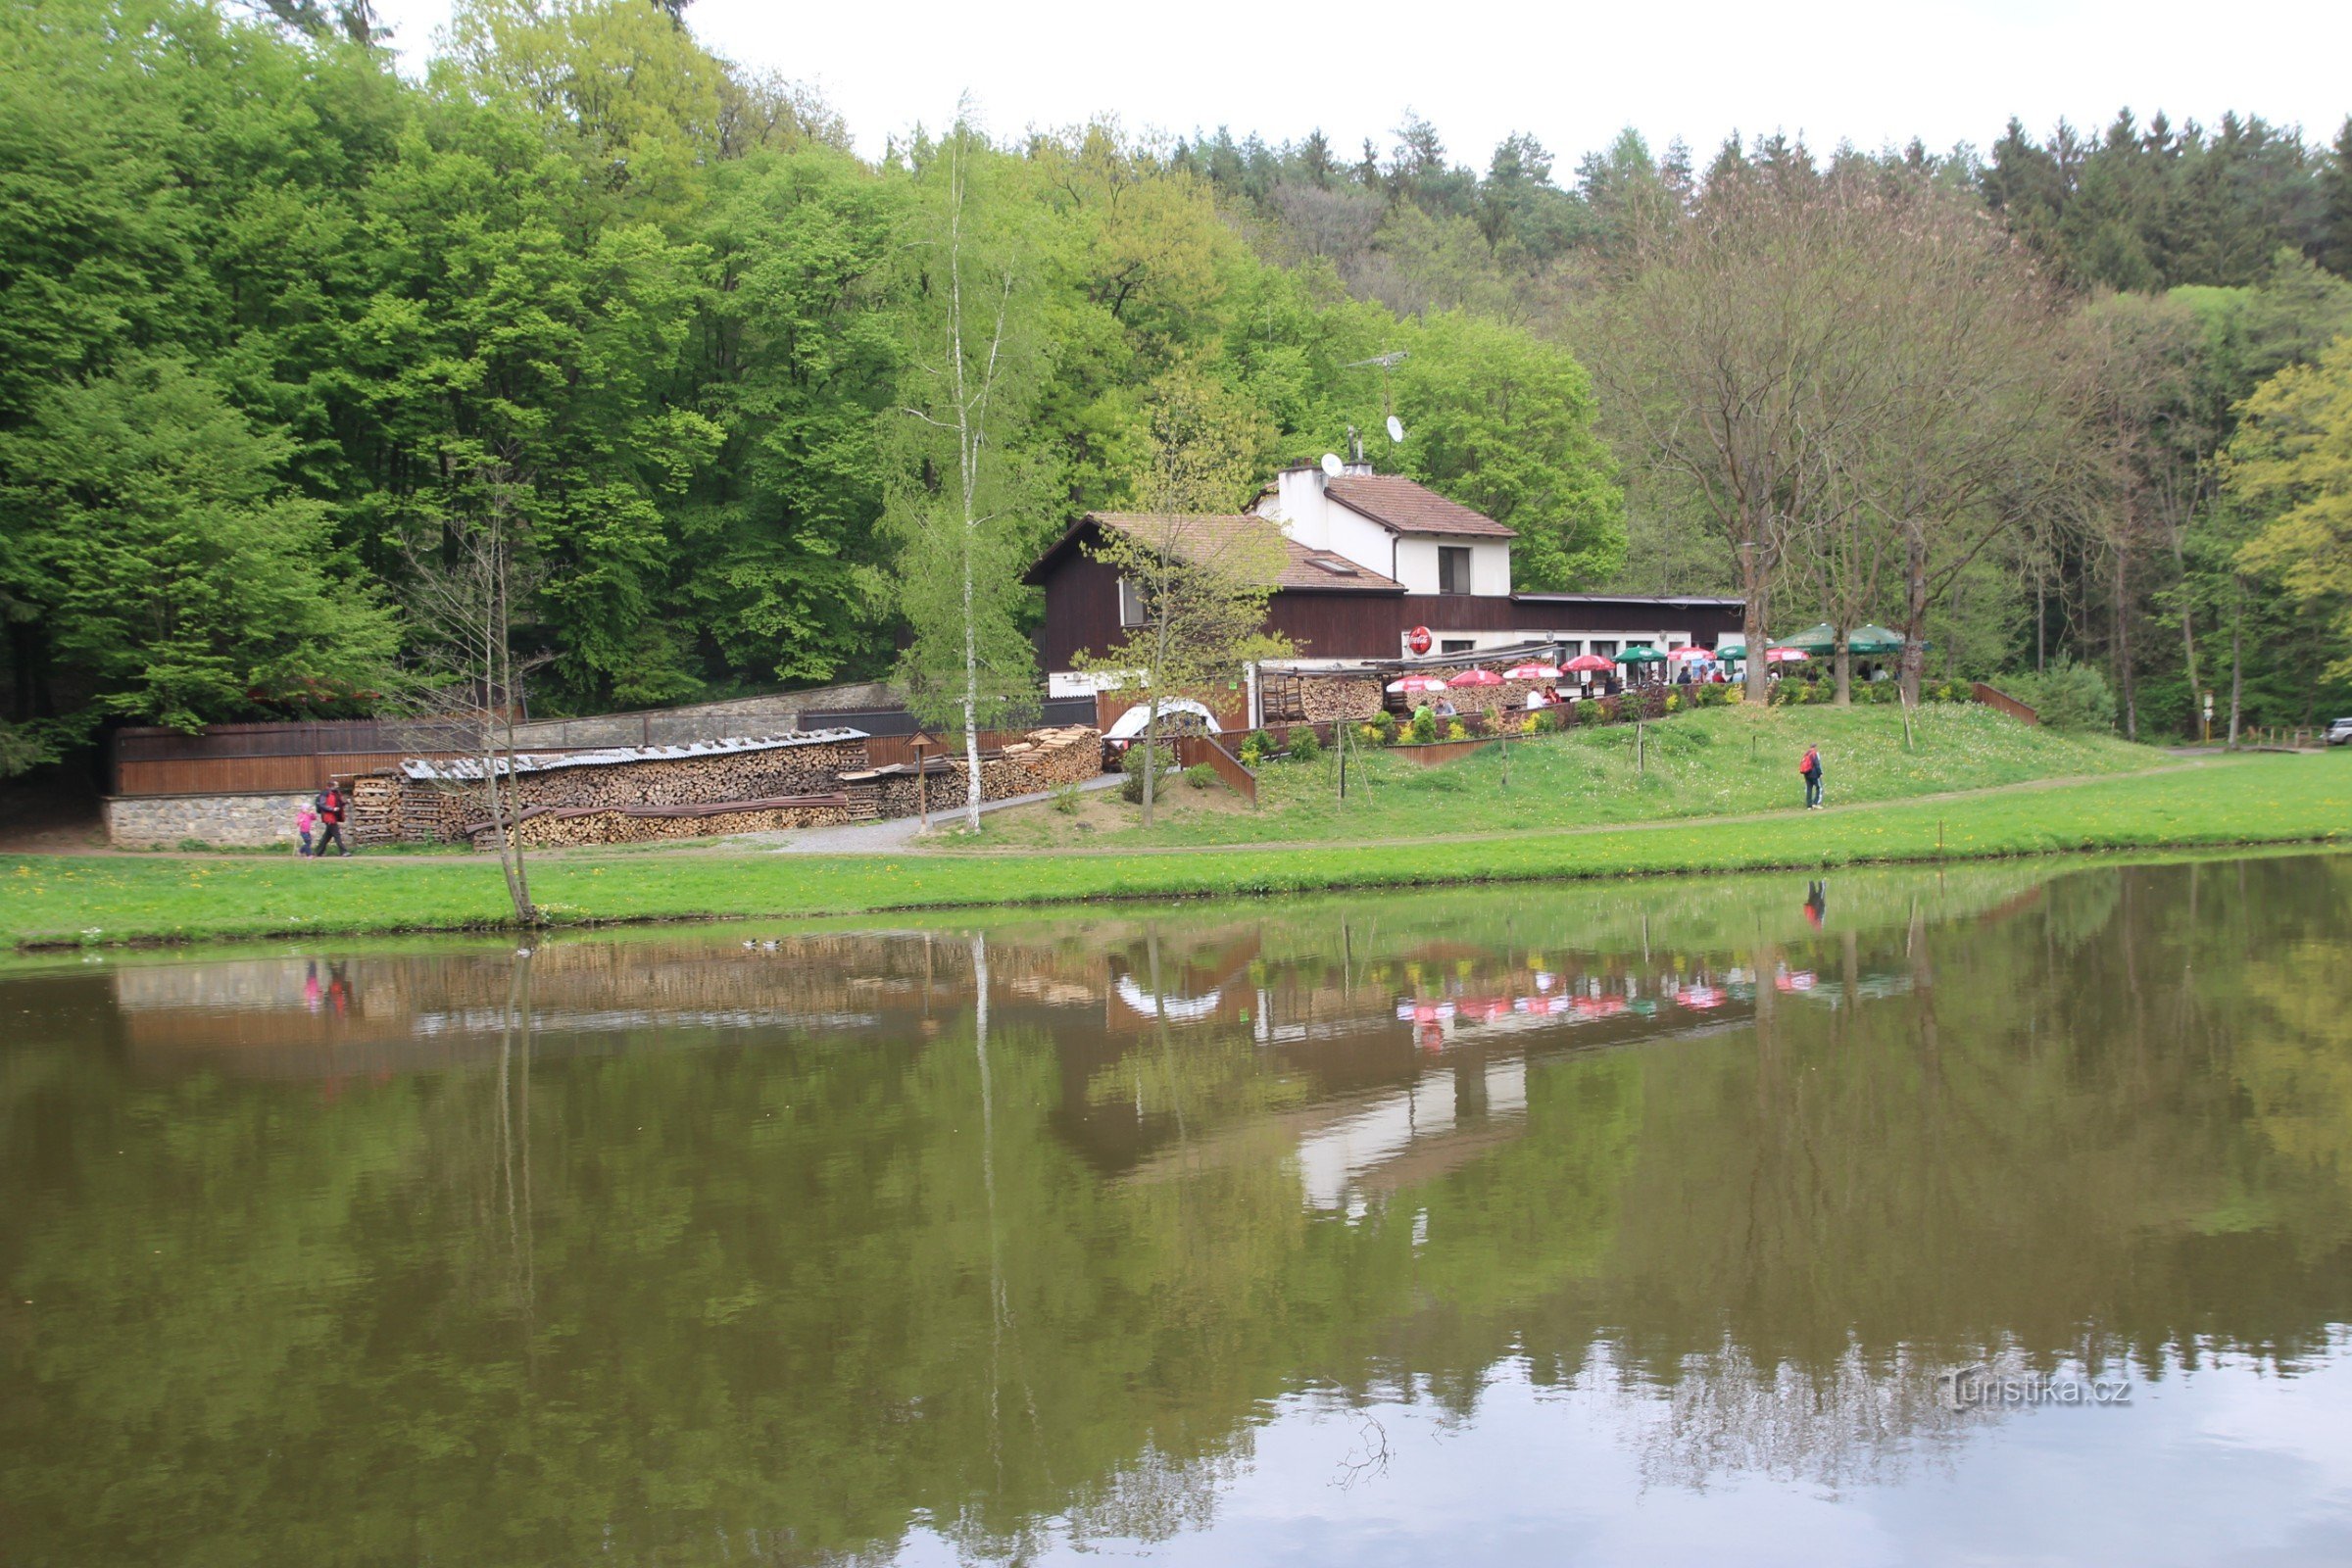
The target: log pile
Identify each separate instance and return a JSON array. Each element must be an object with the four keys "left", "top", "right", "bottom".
[
  {"left": 465, "top": 795, "right": 851, "bottom": 851},
  {"left": 1263, "top": 671, "right": 1385, "bottom": 725},
  {"left": 846, "top": 725, "right": 1102, "bottom": 821},
  {"left": 363, "top": 730, "right": 870, "bottom": 846},
  {"left": 347, "top": 776, "right": 402, "bottom": 844},
  {"left": 495, "top": 733, "right": 868, "bottom": 813},
  {"left": 995, "top": 725, "right": 1102, "bottom": 792}
]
